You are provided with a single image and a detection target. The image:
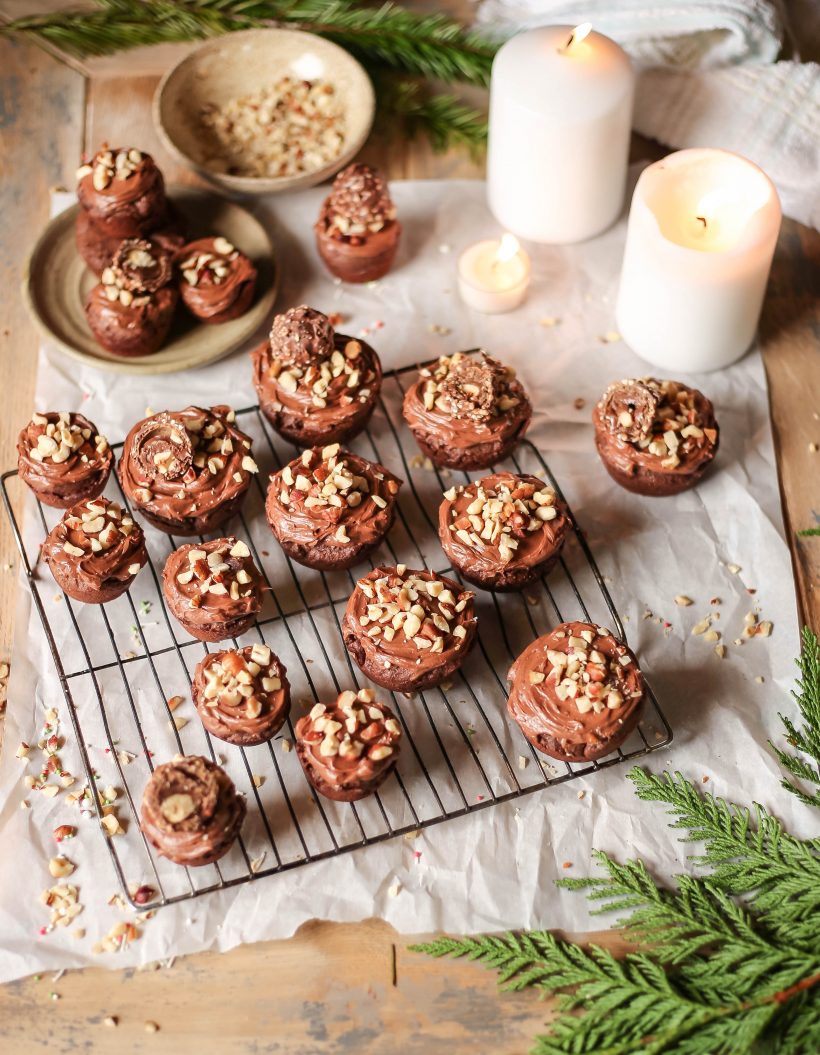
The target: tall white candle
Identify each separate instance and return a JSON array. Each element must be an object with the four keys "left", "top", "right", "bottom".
[
  {"left": 616, "top": 149, "right": 782, "bottom": 372},
  {"left": 487, "top": 24, "right": 634, "bottom": 244}
]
